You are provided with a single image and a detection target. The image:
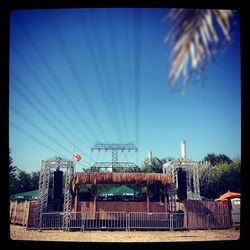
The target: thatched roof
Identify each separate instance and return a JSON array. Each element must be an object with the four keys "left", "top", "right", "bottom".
[{"left": 71, "top": 172, "right": 172, "bottom": 192}]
